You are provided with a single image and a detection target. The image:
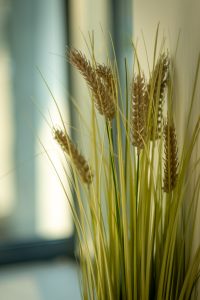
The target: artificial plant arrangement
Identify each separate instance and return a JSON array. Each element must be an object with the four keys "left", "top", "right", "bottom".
[{"left": 51, "top": 30, "right": 200, "bottom": 300}]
